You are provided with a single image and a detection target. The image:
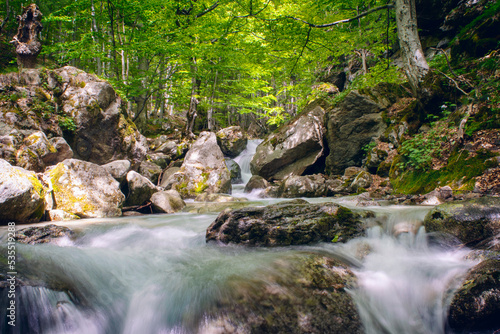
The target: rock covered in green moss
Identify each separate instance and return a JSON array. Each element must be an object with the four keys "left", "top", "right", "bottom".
[
  {"left": 203, "top": 255, "right": 362, "bottom": 334},
  {"left": 448, "top": 259, "right": 500, "bottom": 332},
  {"left": 56, "top": 66, "right": 148, "bottom": 164},
  {"left": 46, "top": 159, "right": 124, "bottom": 218},
  {"left": 250, "top": 101, "right": 326, "bottom": 181},
  {"left": 15, "top": 131, "right": 57, "bottom": 172},
  {"left": 423, "top": 197, "right": 500, "bottom": 249},
  {"left": 0, "top": 159, "right": 45, "bottom": 224},
  {"left": 171, "top": 132, "right": 231, "bottom": 199},
  {"left": 216, "top": 126, "right": 248, "bottom": 158},
  {"left": 225, "top": 158, "right": 242, "bottom": 184},
  {"left": 206, "top": 199, "right": 364, "bottom": 246}
]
